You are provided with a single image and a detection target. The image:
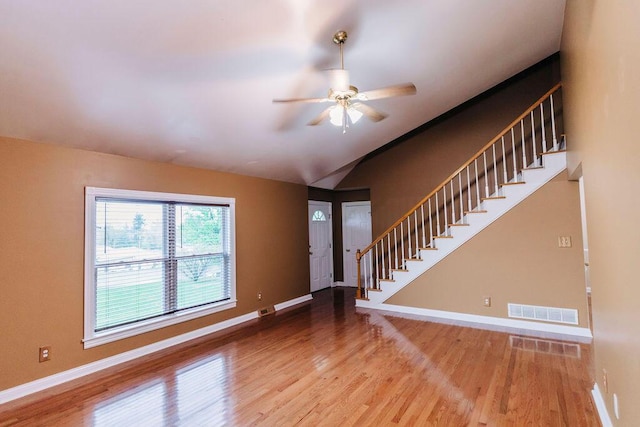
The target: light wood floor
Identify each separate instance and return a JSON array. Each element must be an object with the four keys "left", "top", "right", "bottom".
[{"left": 1, "top": 287, "right": 600, "bottom": 426}]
